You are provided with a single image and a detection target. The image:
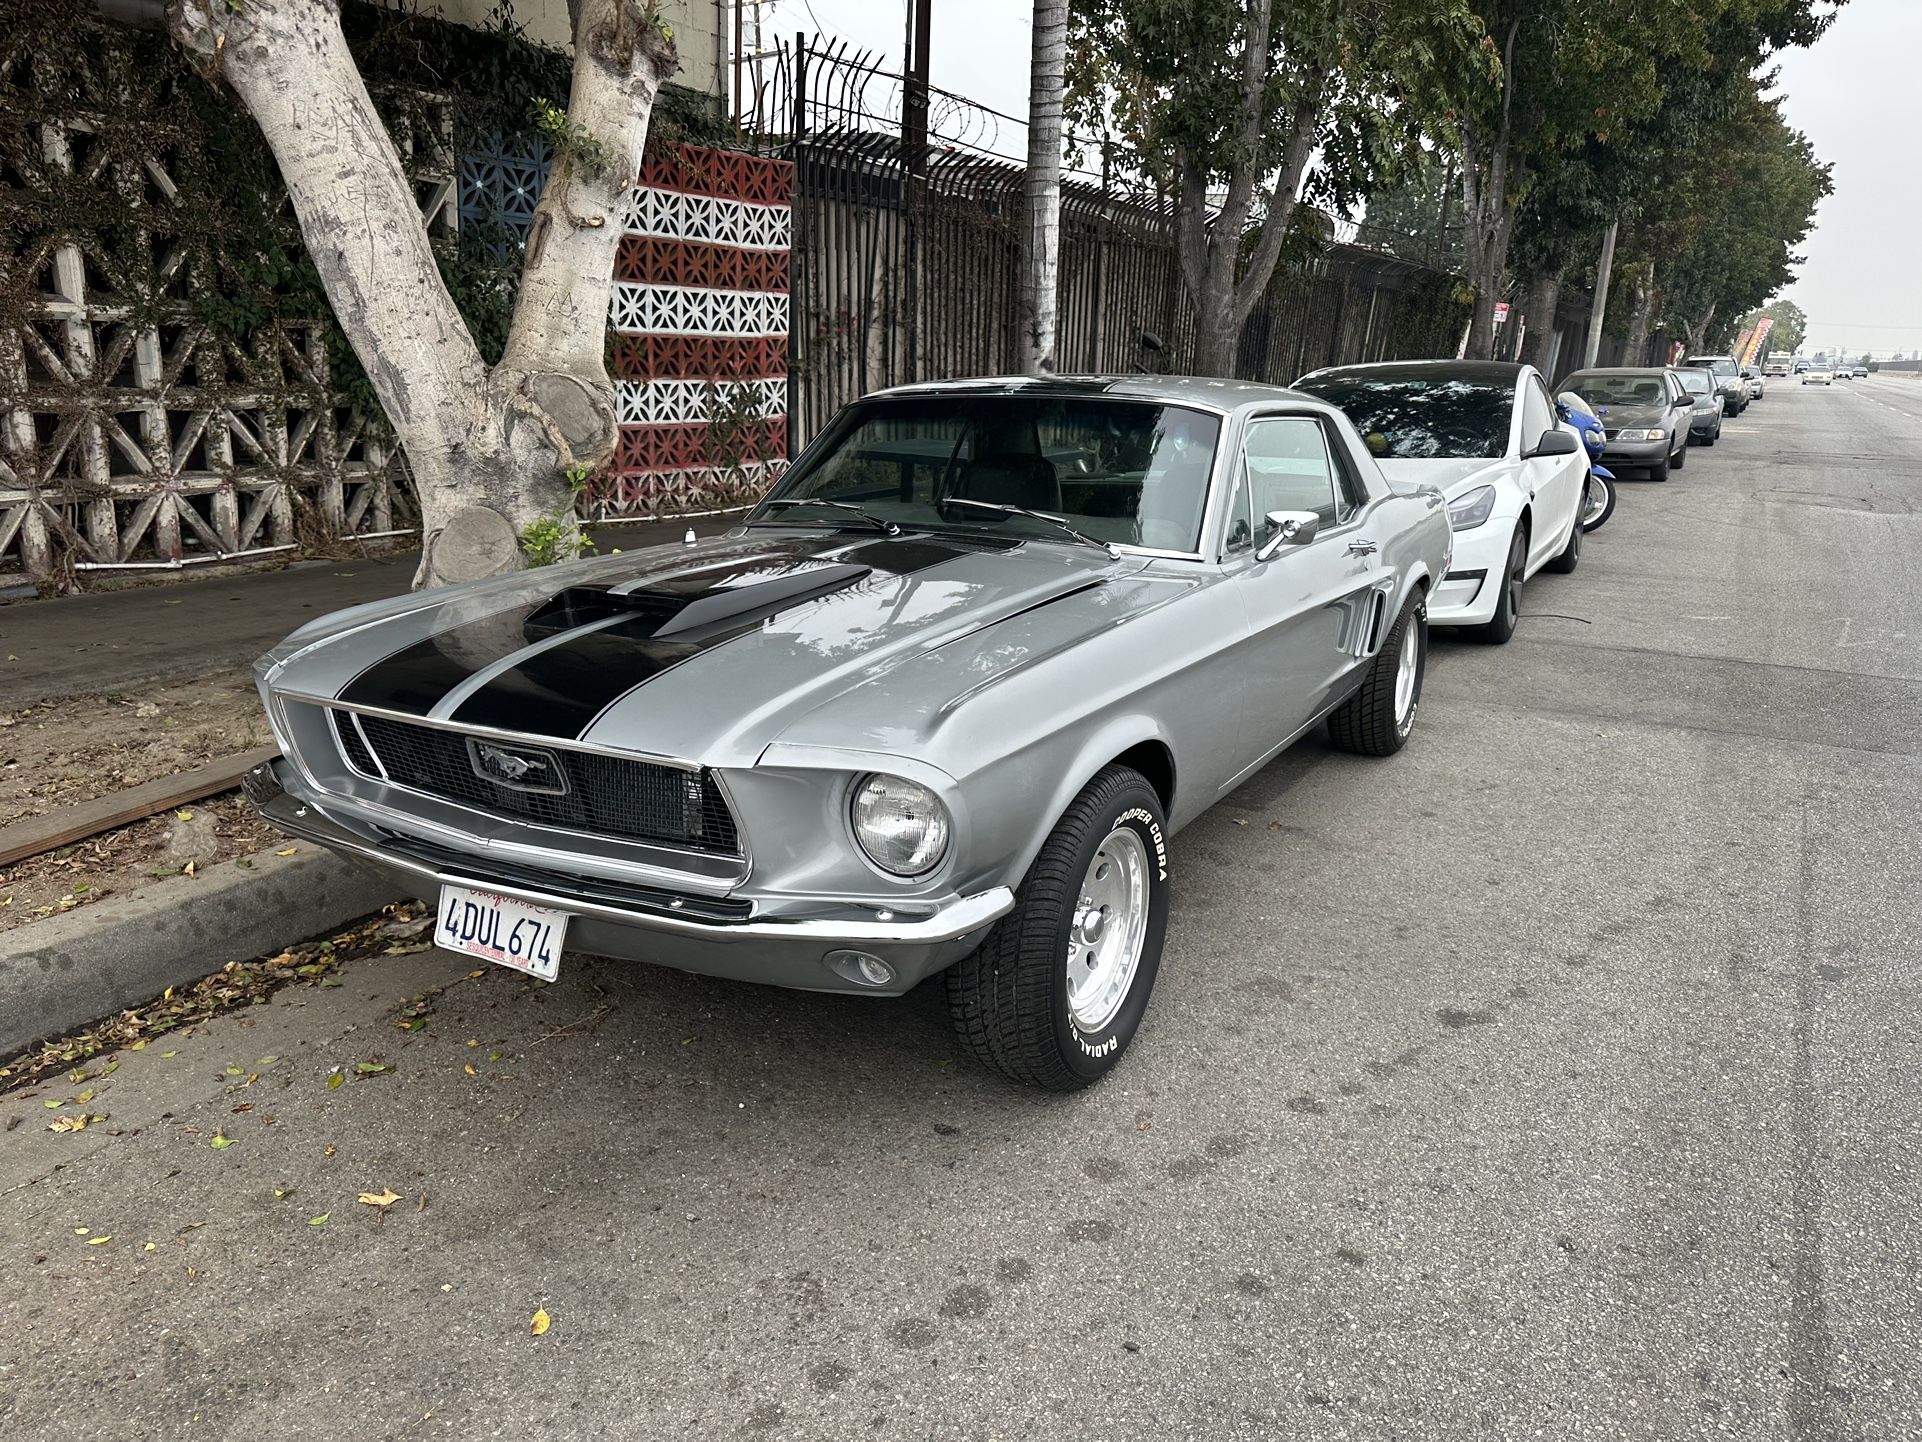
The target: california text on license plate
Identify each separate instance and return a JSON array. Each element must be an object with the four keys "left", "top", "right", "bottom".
[{"left": 434, "top": 885, "right": 568, "bottom": 981}]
